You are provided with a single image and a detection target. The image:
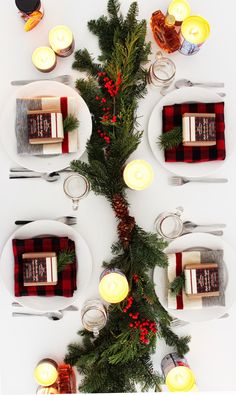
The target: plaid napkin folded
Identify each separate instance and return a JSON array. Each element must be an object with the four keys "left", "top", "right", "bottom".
[
  {"left": 167, "top": 250, "right": 225, "bottom": 310},
  {"left": 15, "top": 96, "right": 79, "bottom": 155},
  {"left": 162, "top": 102, "right": 225, "bottom": 162},
  {"left": 13, "top": 236, "right": 77, "bottom": 297}
]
